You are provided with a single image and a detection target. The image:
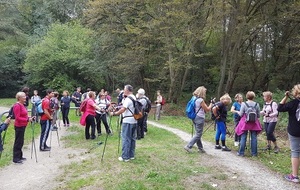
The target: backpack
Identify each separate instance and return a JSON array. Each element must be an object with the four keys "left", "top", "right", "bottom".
[
  {"left": 161, "top": 97, "right": 166, "bottom": 106},
  {"left": 7, "top": 103, "right": 20, "bottom": 119},
  {"left": 127, "top": 96, "right": 143, "bottom": 120},
  {"left": 245, "top": 102, "right": 258, "bottom": 123},
  {"left": 35, "top": 99, "right": 44, "bottom": 116},
  {"left": 211, "top": 103, "right": 220, "bottom": 121},
  {"left": 264, "top": 101, "right": 279, "bottom": 117},
  {"left": 80, "top": 99, "right": 88, "bottom": 113},
  {"left": 296, "top": 99, "right": 300, "bottom": 122},
  {"left": 186, "top": 96, "right": 201, "bottom": 120},
  {"left": 141, "top": 97, "right": 152, "bottom": 113}
]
